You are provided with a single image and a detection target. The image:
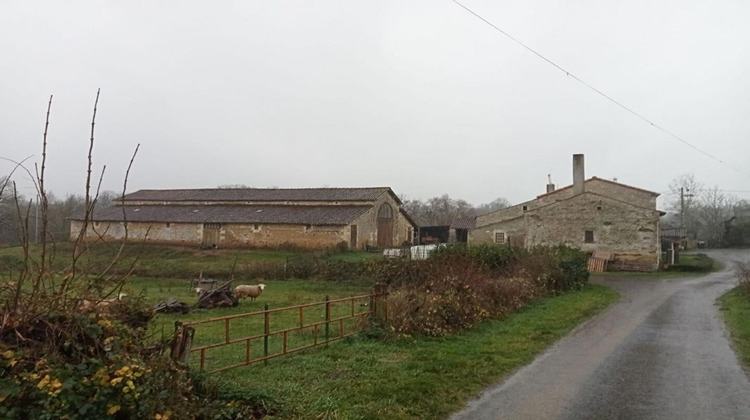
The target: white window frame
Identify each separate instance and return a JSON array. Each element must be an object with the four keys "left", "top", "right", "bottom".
[{"left": 494, "top": 230, "right": 507, "bottom": 244}]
